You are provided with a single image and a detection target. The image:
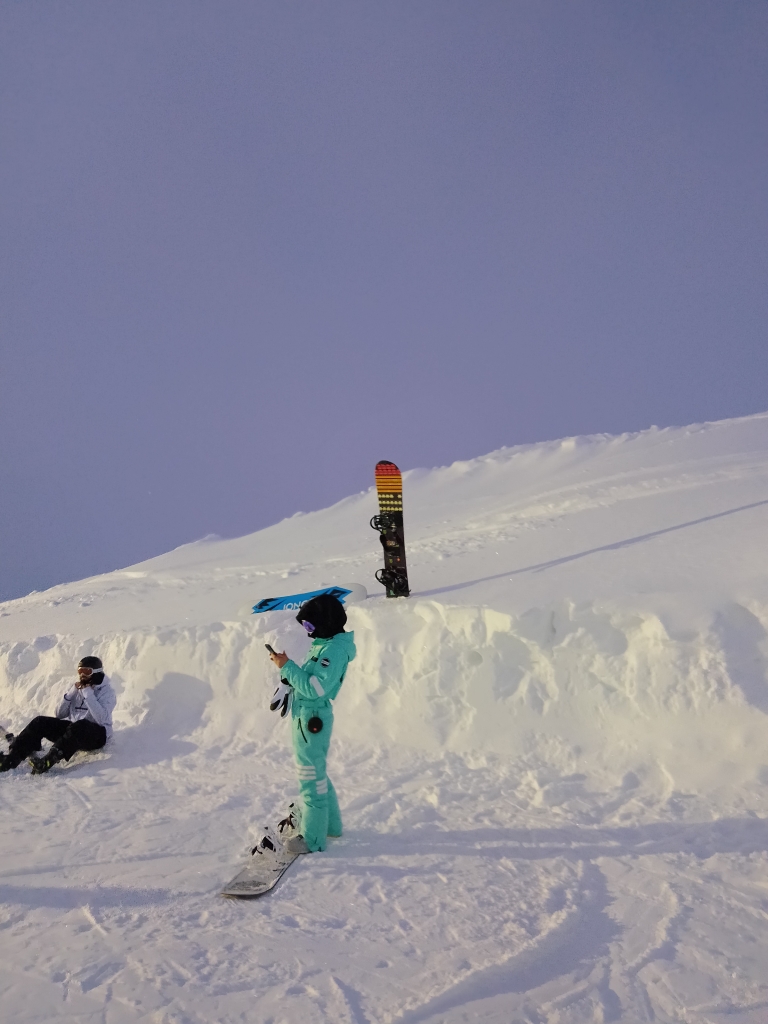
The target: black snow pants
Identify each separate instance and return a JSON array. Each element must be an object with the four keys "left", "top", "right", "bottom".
[{"left": 8, "top": 716, "right": 107, "bottom": 766}]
